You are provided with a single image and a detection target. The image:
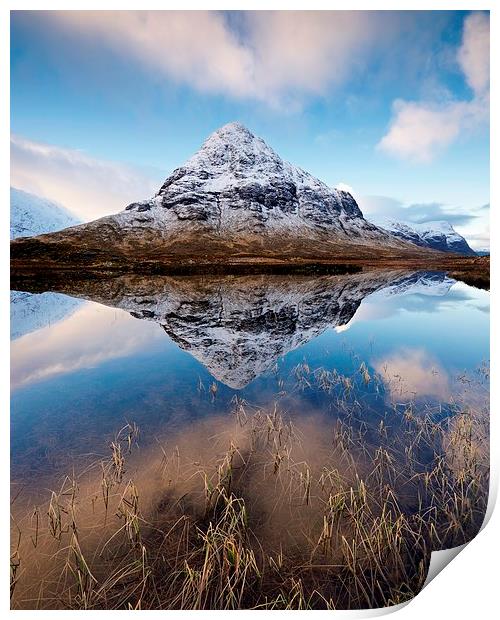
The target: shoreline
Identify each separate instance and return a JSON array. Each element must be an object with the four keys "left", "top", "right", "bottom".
[{"left": 10, "top": 255, "right": 489, "bottom": 289}]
